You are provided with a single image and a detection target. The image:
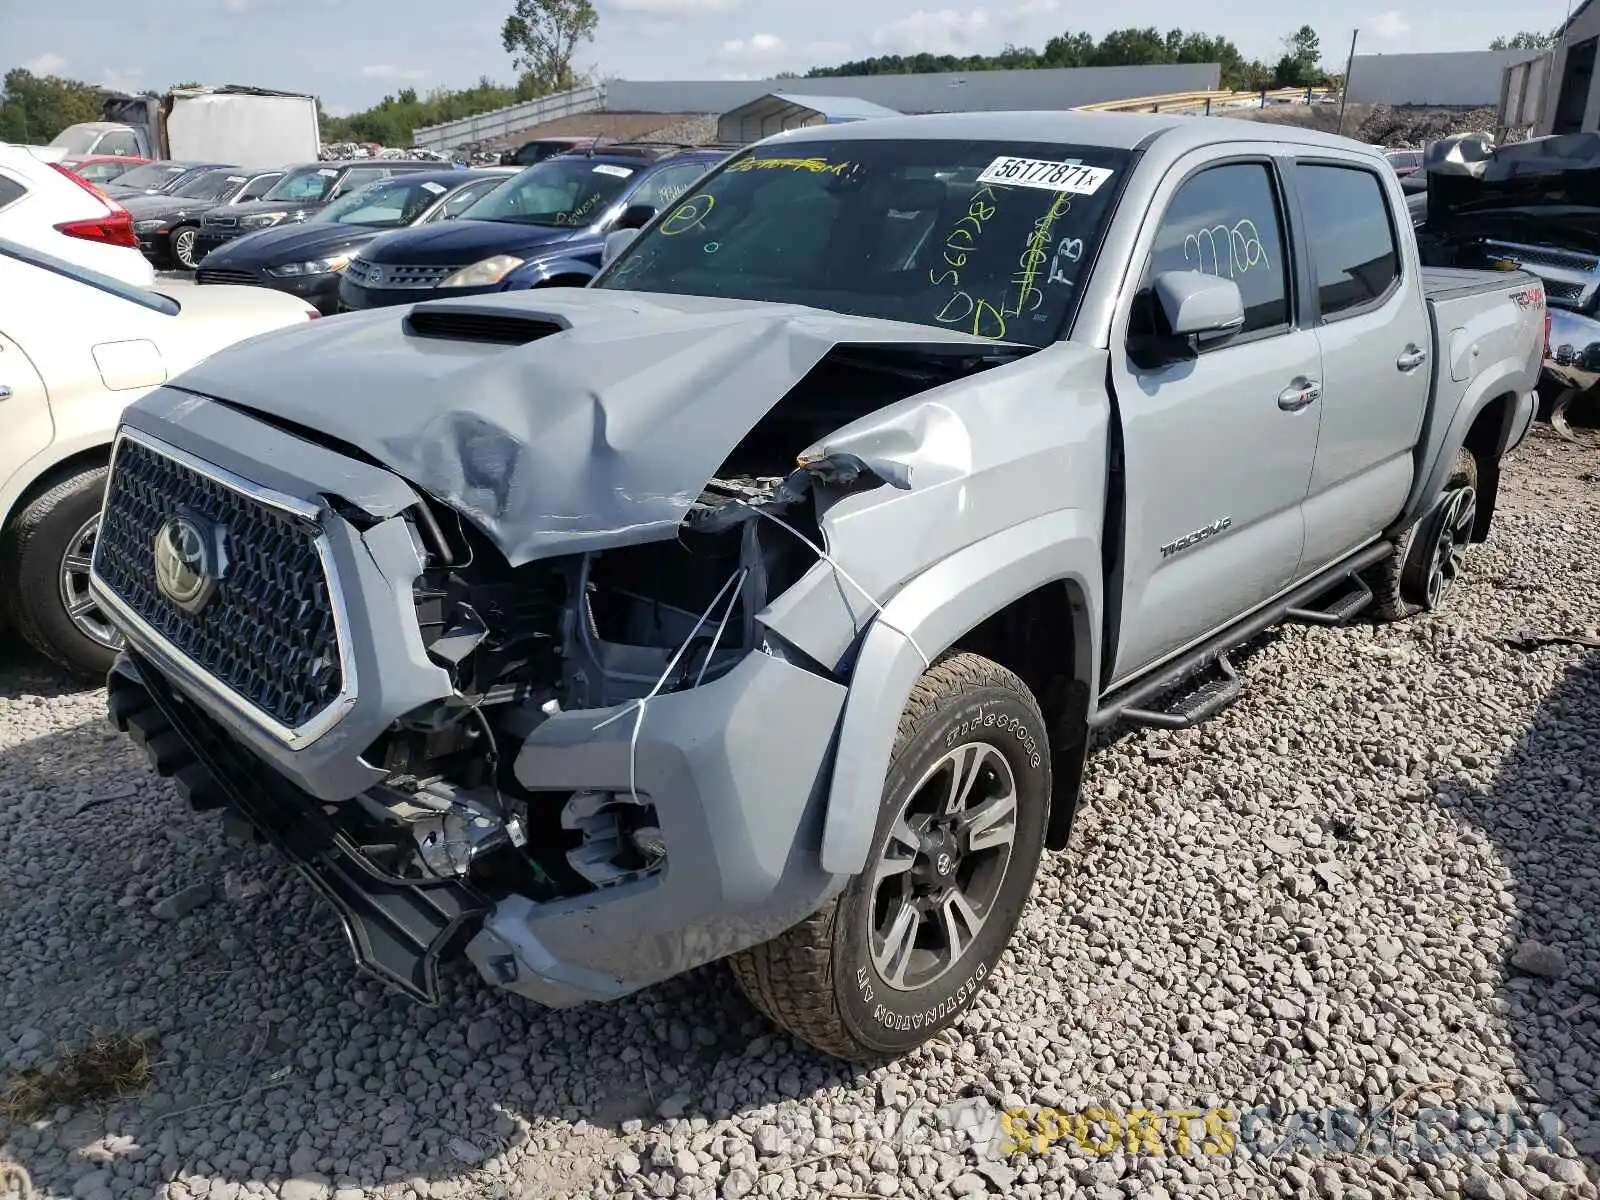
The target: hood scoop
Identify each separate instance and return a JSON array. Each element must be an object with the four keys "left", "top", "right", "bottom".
[{"left": 404, "top": 306, "right": 568, "bottom": 346}]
